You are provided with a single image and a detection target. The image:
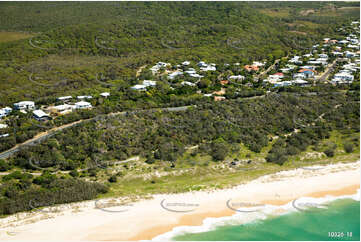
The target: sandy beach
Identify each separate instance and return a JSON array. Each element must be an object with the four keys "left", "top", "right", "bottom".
[{"left": 0, "top": 161, "right": 359, "bottom": 241}]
